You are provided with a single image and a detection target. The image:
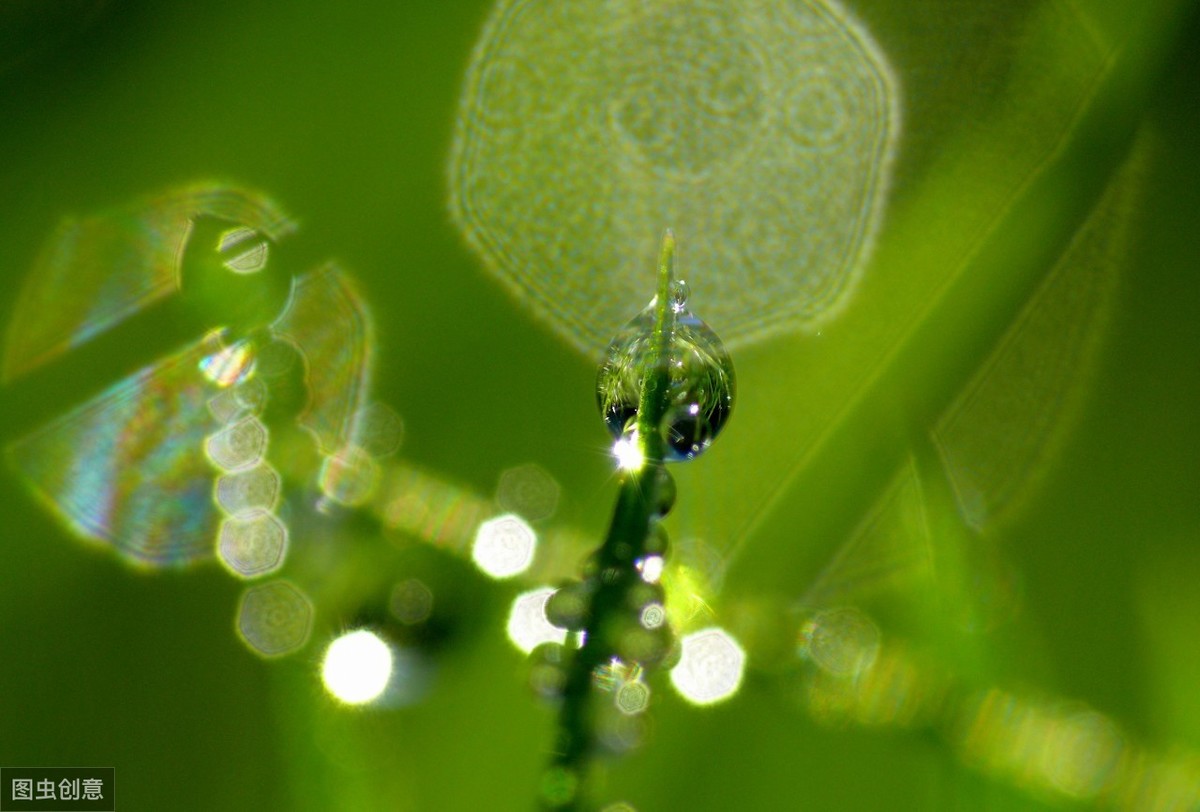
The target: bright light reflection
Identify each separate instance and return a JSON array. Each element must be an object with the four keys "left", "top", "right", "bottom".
[
  {"left": 199, "top": 337, "right": 255, "bottom": 387},
  {"left": 613, "top": 433, "right": 644, "bottom": 471},
  {"left": 472, "top": 513, "right": 537, "bottom": 579},
  {"left": 219, "top": 226, "right": 269, "bottom": 274},
  {"left": 670, "top": 627, "right": 746, "bottom": 706},
  {"left": 322, "top": 630, "right": 394, "bottom": 705},
  {"left": 637, "top": 555, "right": 664, "bottom": 583},
  {"left": 507, "top": 587, "right": 568, "bottom": 653}
]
